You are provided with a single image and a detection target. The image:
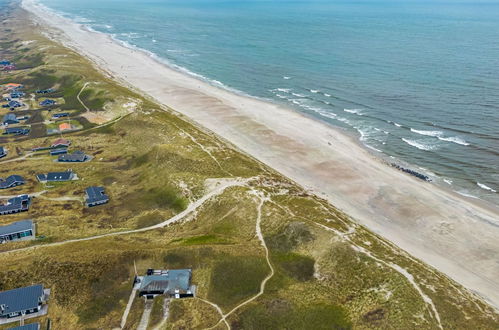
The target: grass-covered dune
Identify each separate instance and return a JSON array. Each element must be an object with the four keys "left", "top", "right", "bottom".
[{"left": 0, "top": 4, "right": 497, "bottom": 330}]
